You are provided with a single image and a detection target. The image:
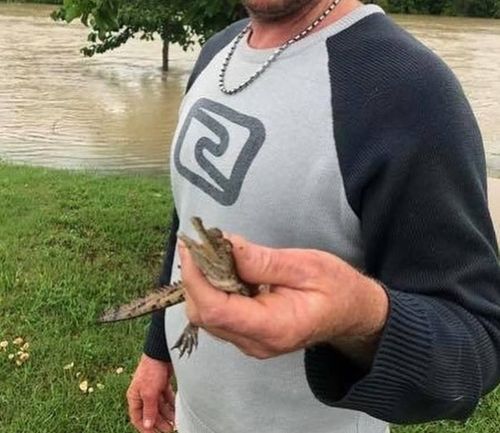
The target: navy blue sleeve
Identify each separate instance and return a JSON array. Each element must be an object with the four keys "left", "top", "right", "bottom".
[
  {"left": 143, "top": 19, "right": 249, "bottom": 362},
  {"left": 305, "top": 14, "right": 500, "bottom": 424},
  {"left": 143, "top": 210, "right": 179, "bottom": 361}
]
